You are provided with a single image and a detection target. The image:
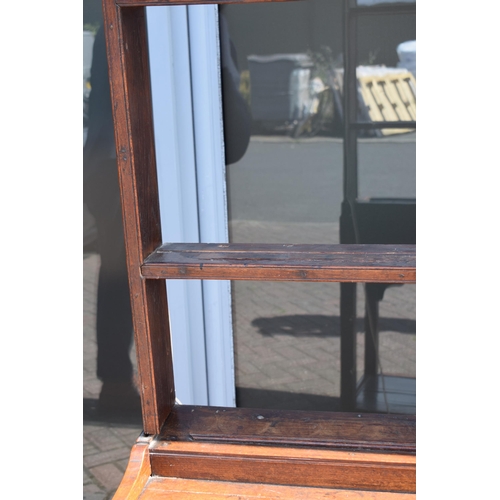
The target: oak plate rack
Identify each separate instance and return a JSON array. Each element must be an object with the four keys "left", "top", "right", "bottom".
[{"left": 101, "top": 0, "right": 416, "bottom": 497}]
